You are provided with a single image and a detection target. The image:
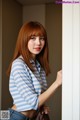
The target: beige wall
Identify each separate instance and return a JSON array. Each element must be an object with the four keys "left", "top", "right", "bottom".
[
  {"left": 46, "top": 4, "right": 62, "bottom": 120},
  {"left": 2, "top": 0, "right": 22, "bottom": 109},
  {"left": 23, "top": 4, "right": 62, "bottom": 120},
  {"left": 0, "top": 0, "right": 2, "bottom": 109},
  {"left": 23, "top": 5, "right": 46, "bottom": 26}
]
